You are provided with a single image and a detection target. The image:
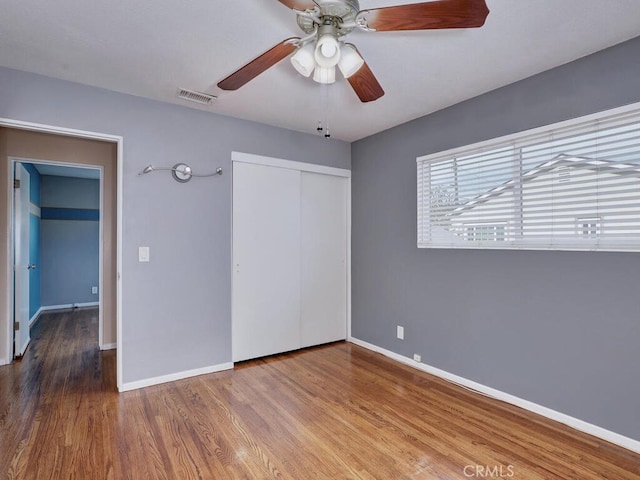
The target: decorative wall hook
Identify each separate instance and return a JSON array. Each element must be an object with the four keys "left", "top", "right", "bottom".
[{"left": 138, "top": 163, "right": 223, "bottom": 183}]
